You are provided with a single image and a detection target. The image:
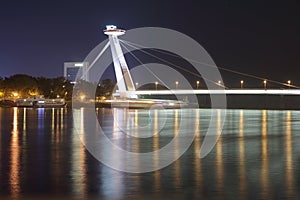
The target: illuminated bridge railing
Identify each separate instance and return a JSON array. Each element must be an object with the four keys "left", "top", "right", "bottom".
[{"left": 134, "top": 89, "right": 300, "bottom": 95}]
